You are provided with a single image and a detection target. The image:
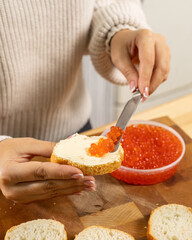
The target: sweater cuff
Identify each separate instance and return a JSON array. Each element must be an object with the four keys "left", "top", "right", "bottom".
[
  {"left": 89, "top": 1, "right": 150, "bottom": 85},
  {"left": 0, "top": 135, "right": 12, "bottom": 142}
]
